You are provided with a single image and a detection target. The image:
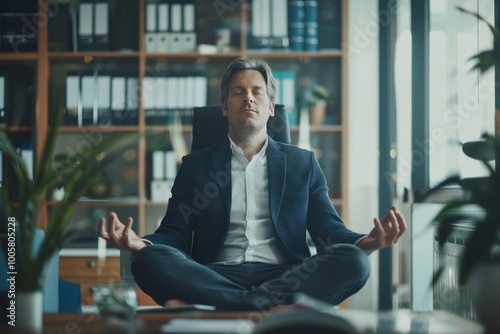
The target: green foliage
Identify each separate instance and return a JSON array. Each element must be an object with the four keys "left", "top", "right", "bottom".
[
  {"left": 429, "top": 134, "right": 499, "bottom": 284},
  {"left": 304, "top": 84, "right": 334, "bottom": 106},
  {"left": 0, "top": 68, "right": 140, "bottom": 291}
]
